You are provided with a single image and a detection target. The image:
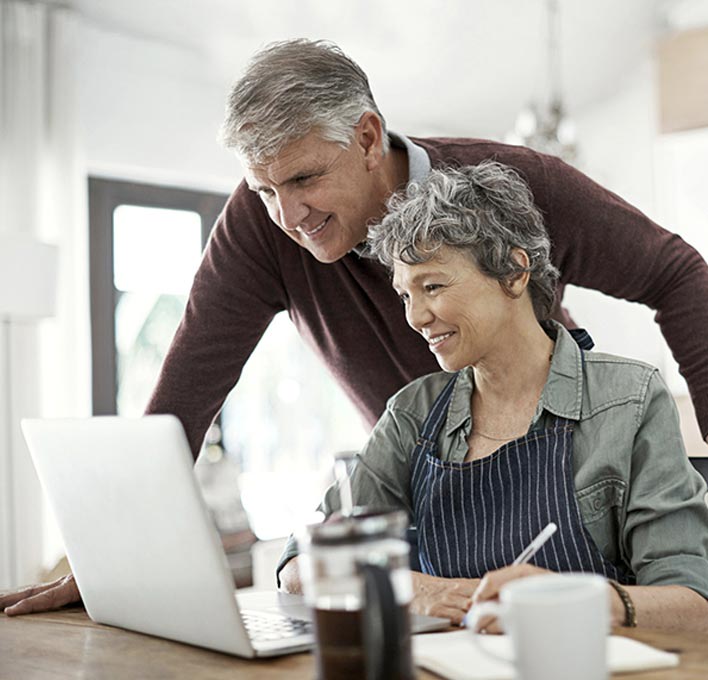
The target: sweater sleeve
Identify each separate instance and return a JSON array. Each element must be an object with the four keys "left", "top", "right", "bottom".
[
  {"left": 145, "top": 182, "right": 288, "bottom": 457},
  {"left": 543, "top": 155, "right": 708, "bottom": 440}
]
